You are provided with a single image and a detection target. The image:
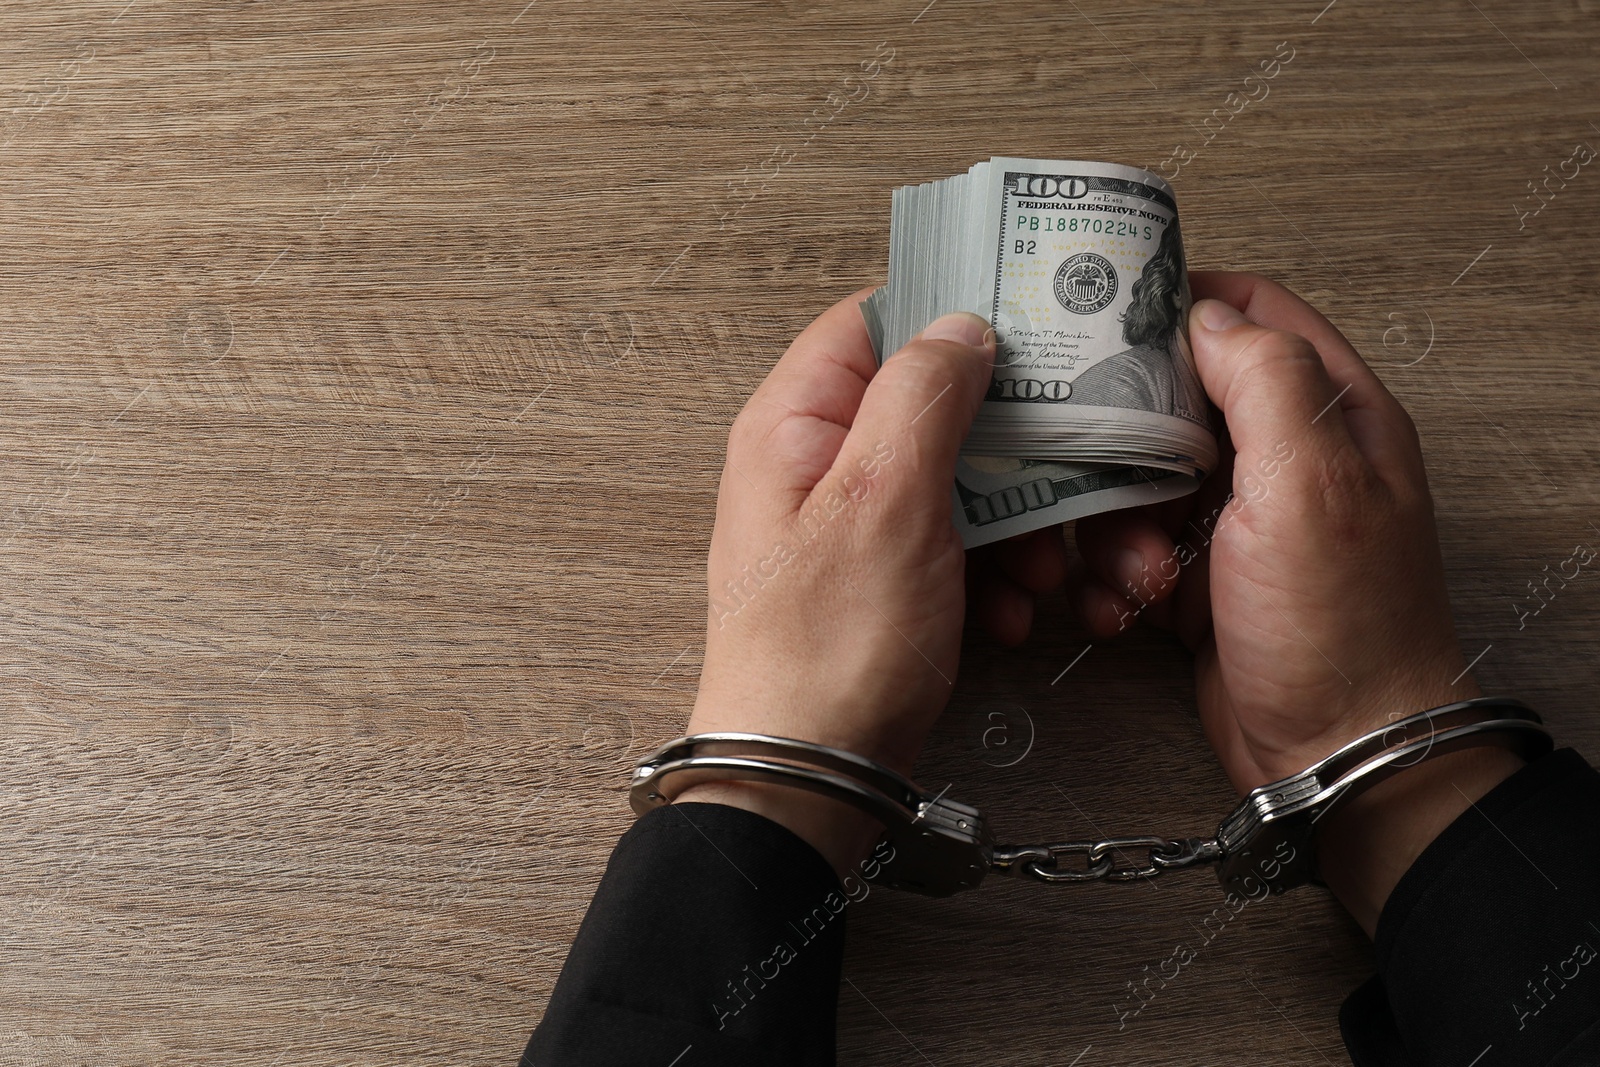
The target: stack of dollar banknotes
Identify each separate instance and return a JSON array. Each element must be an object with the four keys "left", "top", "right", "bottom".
[{"left": 861, "top": 158, "right": 1219, "bottom": 549}]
